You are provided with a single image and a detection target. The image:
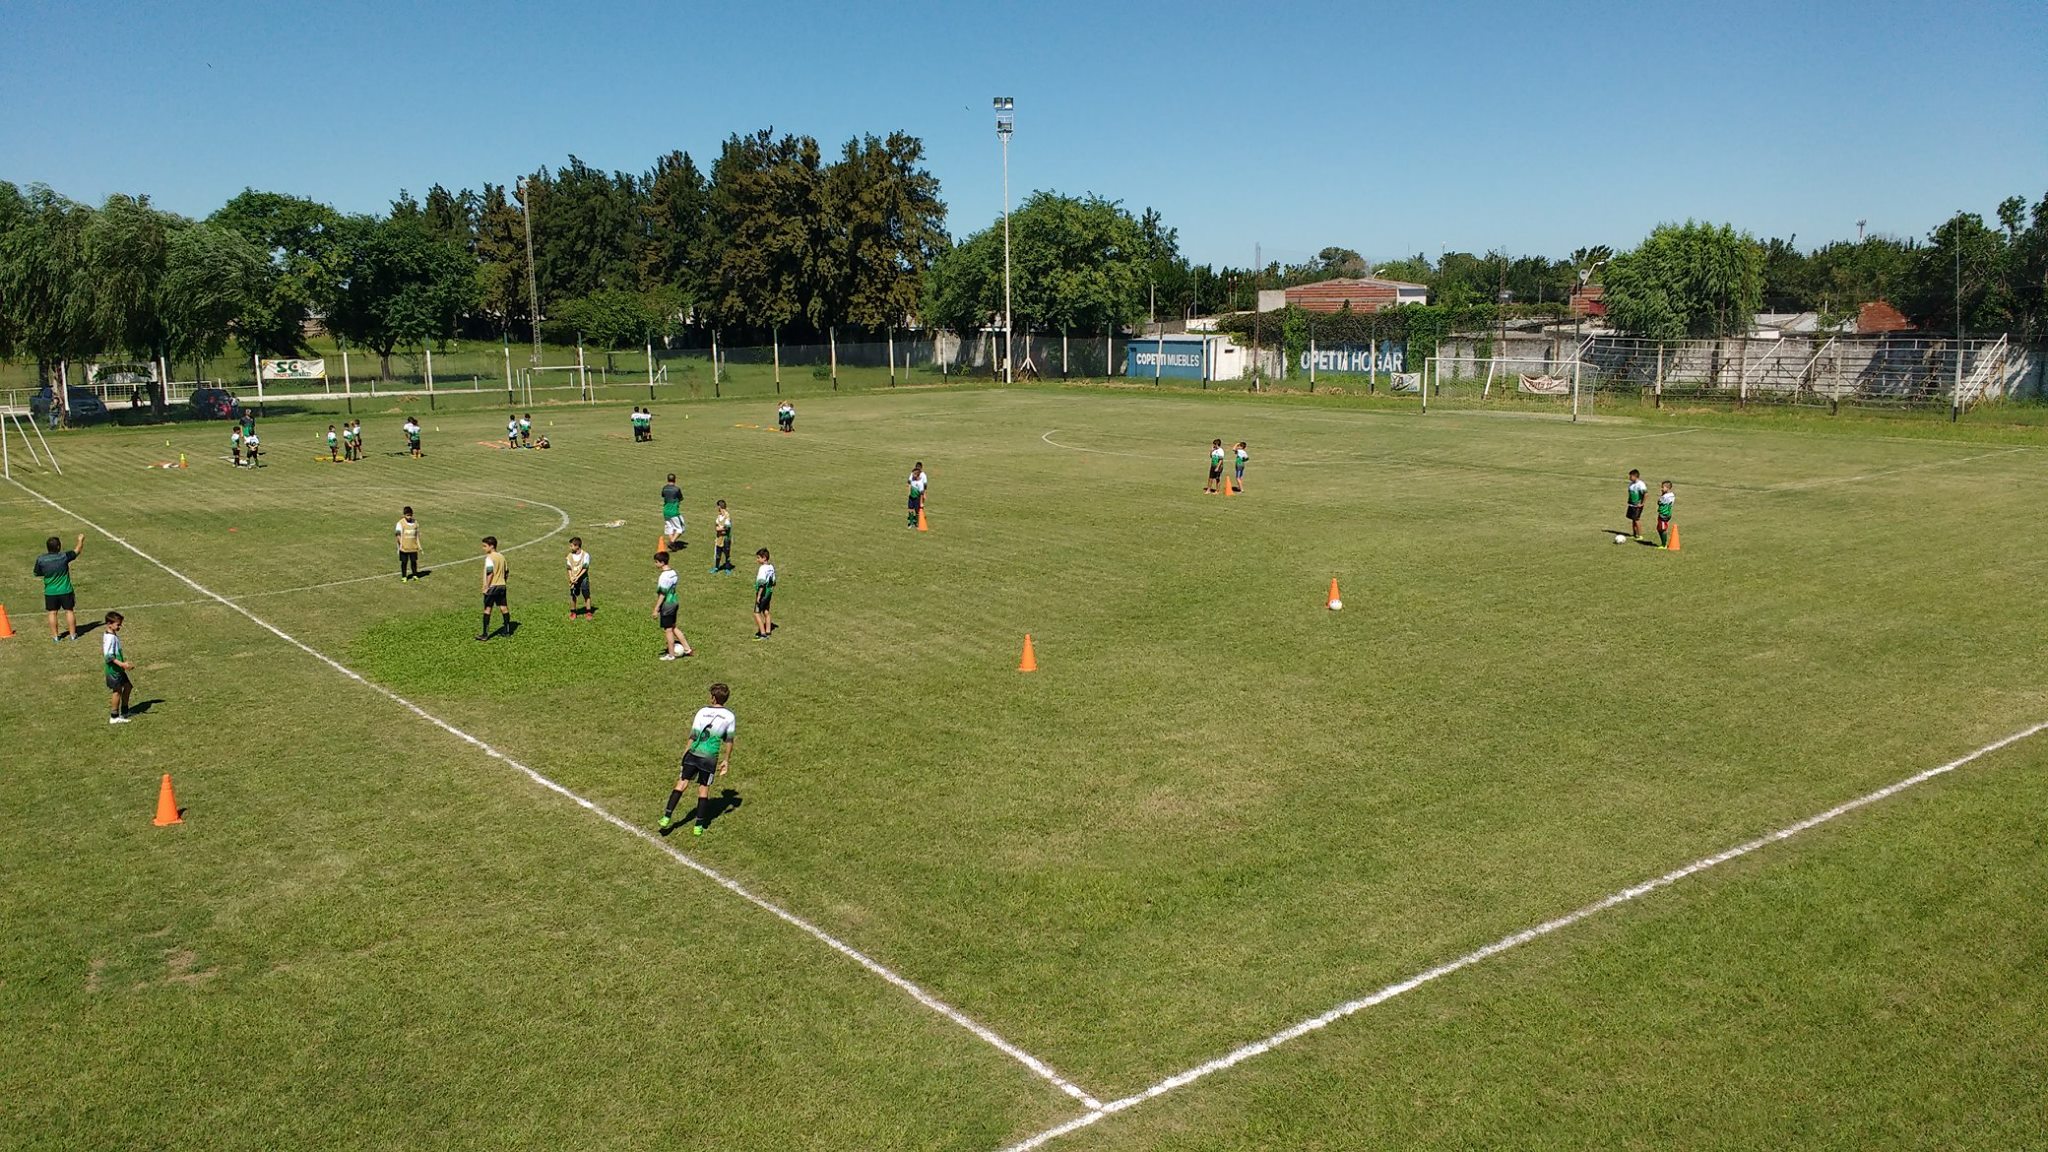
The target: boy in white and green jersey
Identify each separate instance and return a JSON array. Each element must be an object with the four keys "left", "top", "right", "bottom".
[
  {"left": 661, "top": 682, "right": 736, "bottom": 836},
  {"left": 1626, "top": 469, "right": 1648, "bottom": 538},
  {"left": 102, "top": 611, "right": 134, "bottom": 723},
  {"left": 326, "top": 425, "right": 340, "bottom": 461},
  {"left": 1205, "top": 439, "right": 1224, "bottom": 493},
  {"left": 1657, "top": 481, "right": 1675, "bottom": 548}
]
